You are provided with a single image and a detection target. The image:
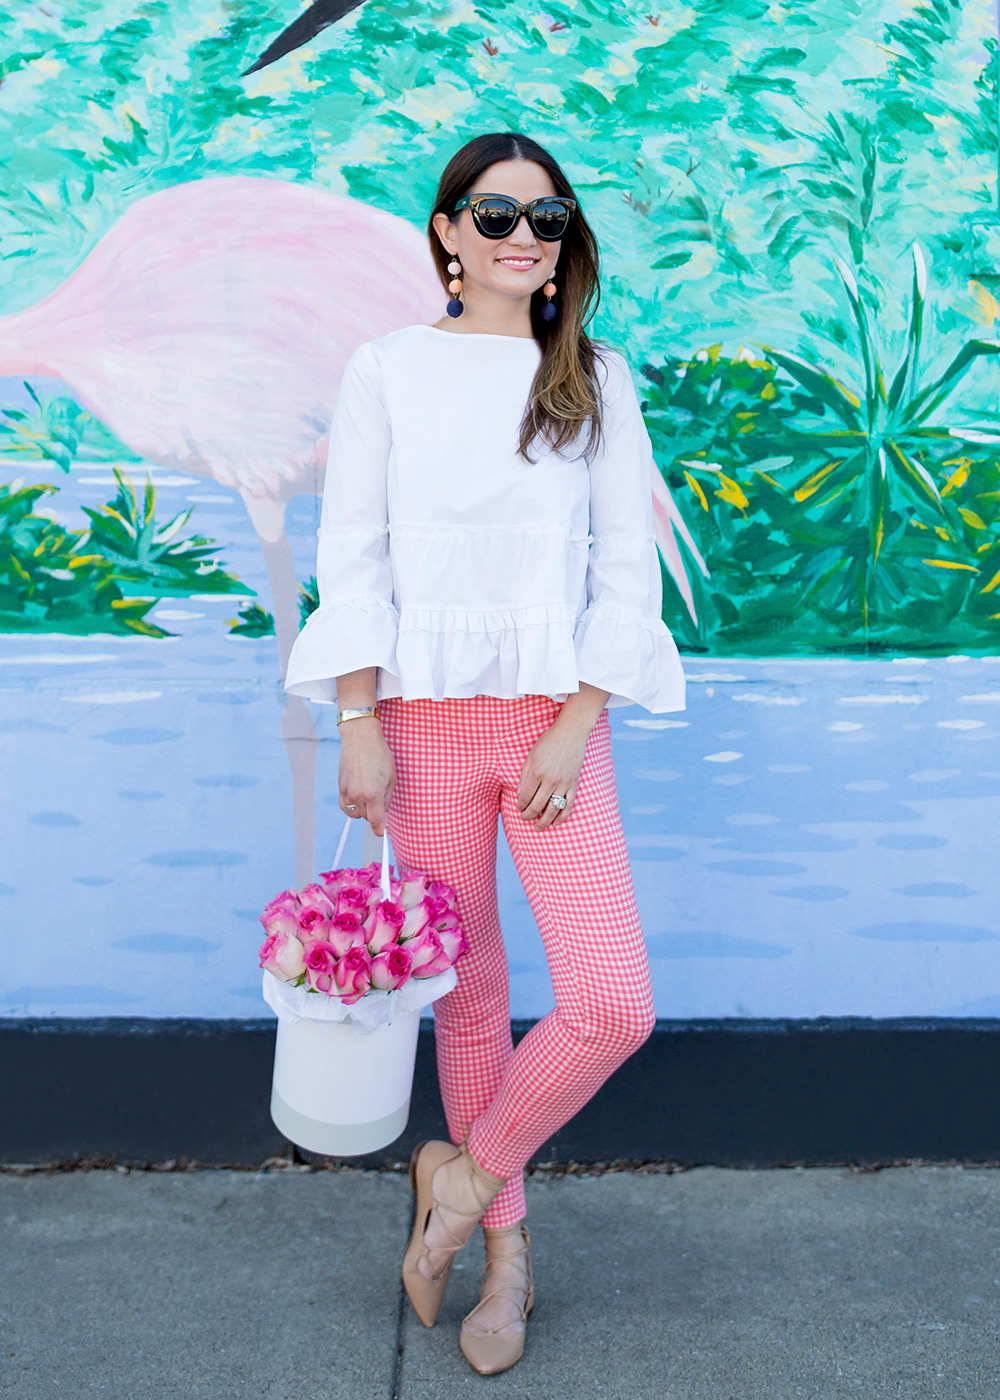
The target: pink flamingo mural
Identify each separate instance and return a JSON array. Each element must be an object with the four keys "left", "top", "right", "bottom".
[
  {"left": 0, "top": 174, "right": 701, "bottom": 882},
  {"left": 0, "top": 175, "right": 442, "bottom": 882}
]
